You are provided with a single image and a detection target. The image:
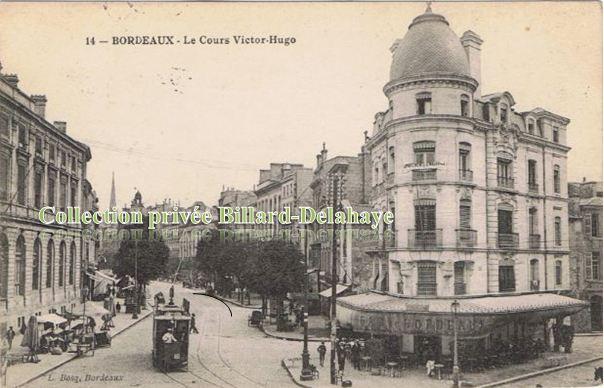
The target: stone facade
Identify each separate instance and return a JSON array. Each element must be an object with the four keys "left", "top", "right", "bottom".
[
  {"left": 568, "top": 180, "right": 603, "bottom": 332},
  {"left": 0, "top": 67, "right": 96, "bottom": 327}
]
